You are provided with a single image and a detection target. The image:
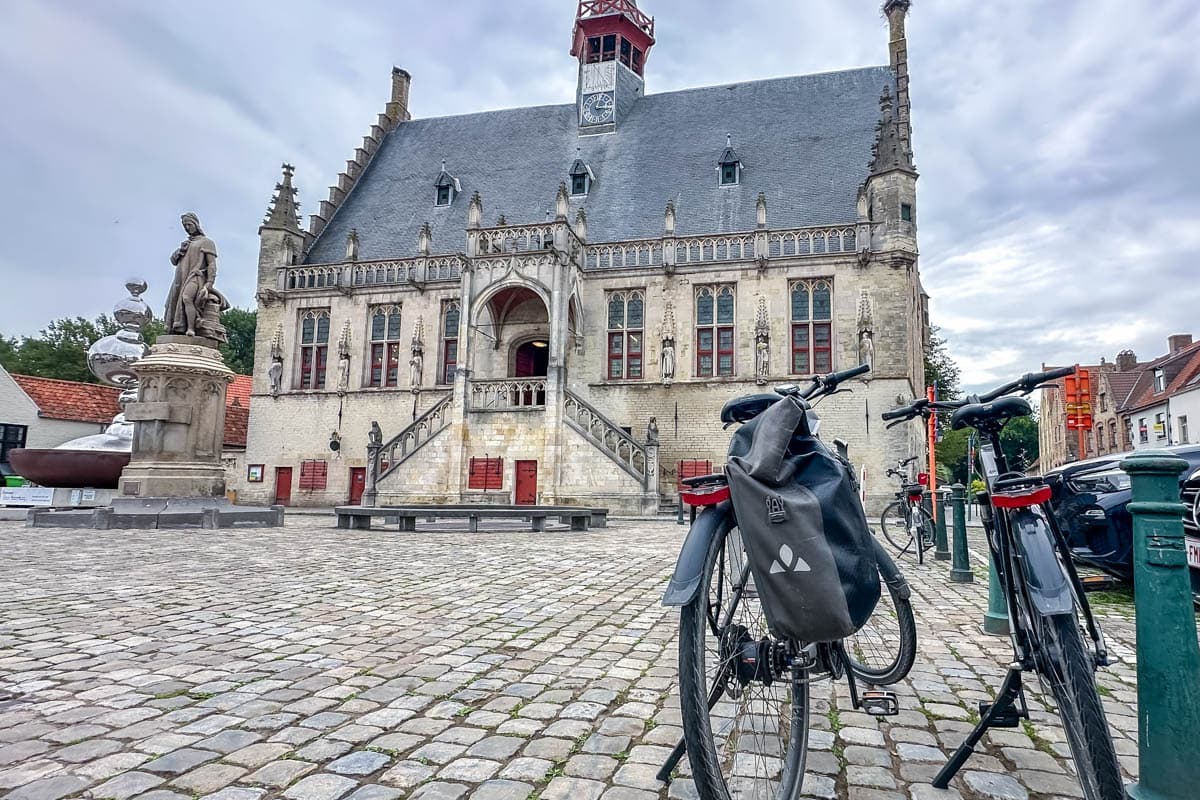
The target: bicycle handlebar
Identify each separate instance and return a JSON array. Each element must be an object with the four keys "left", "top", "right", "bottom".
[
  {"left": 881, "top": 366, "right": 1077, "bottom": 423},
  {"left": 977, "top": 366, "right": 1076, "bottom": 402},
  {"left": 776, "top": 363, "right": 871, "bottom": 401}
]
